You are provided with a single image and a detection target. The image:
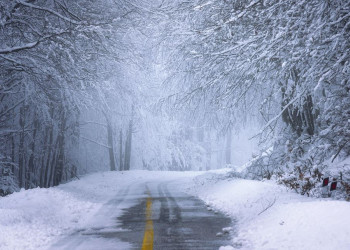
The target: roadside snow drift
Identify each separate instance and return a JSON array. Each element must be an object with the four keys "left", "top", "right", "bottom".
[
  {"left": 0, "top": 187, "right": 98, "bottom": 250},
  {"left": 188, "top": 172, "right": 350, "bottom": 250}
]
